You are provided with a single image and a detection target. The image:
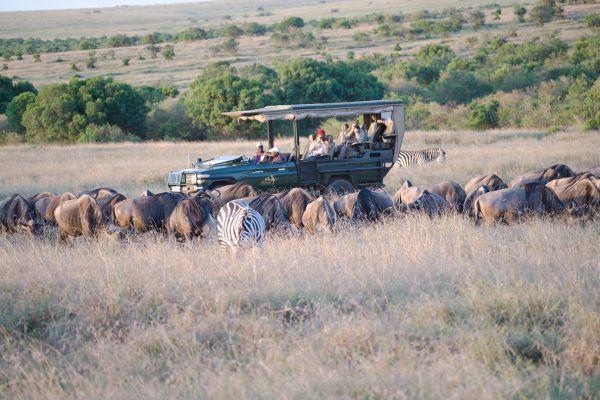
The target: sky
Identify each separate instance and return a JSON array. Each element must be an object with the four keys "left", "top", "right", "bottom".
[{"left": 0, "top": 0, "right": 207, "bottom": 12}]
